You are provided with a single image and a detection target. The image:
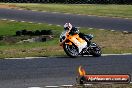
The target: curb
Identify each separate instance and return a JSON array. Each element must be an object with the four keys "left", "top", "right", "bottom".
[
  {"left": 102, "top": 53, "right": 132, "bottom": 56},
  {"left": 4, "top": 53, "right": 132, "bottom": 59},
  {"left": 5, "top": 57, "right": 47, "bottom": 60},
  {"left": 28, "top": 82, "right": 132, "bottom": 88}
]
